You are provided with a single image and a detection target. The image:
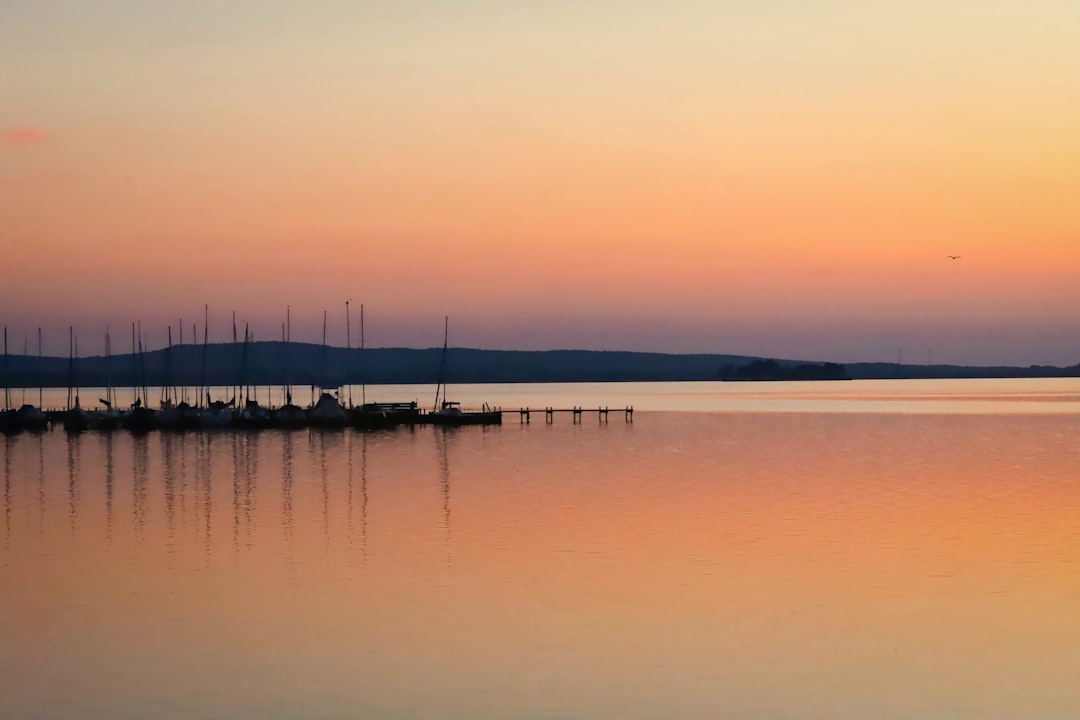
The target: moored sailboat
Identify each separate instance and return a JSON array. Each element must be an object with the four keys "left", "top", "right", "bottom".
[
  {"left": 430, "top": 317, "right": 501, "bottom": 427},
  {"left": 430, "top": 400, "right": 502, "bottom": 426},
  {"left": 308, "top": 389, "right": 347, "bottom": 428},
  {"left": 272, "top": 306, "right": 306, "bottom": 428},
  {"left": 121, "top": 323, "right": 156, "bottom": 432},
  {"left": 15, "top": 403, "right": 49, "bottom": 432},
  {"left": 62, "top": 328, "right": 91, "bottom": 433},
  {"left": 234, "top": 324, "right": 273, "bottom": 429},
  {"left": 156, "top": 325, "right": 200, "bottom": 430},
  {"left": 306, "top": 309, "right": 347, "bottom": 428}
]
